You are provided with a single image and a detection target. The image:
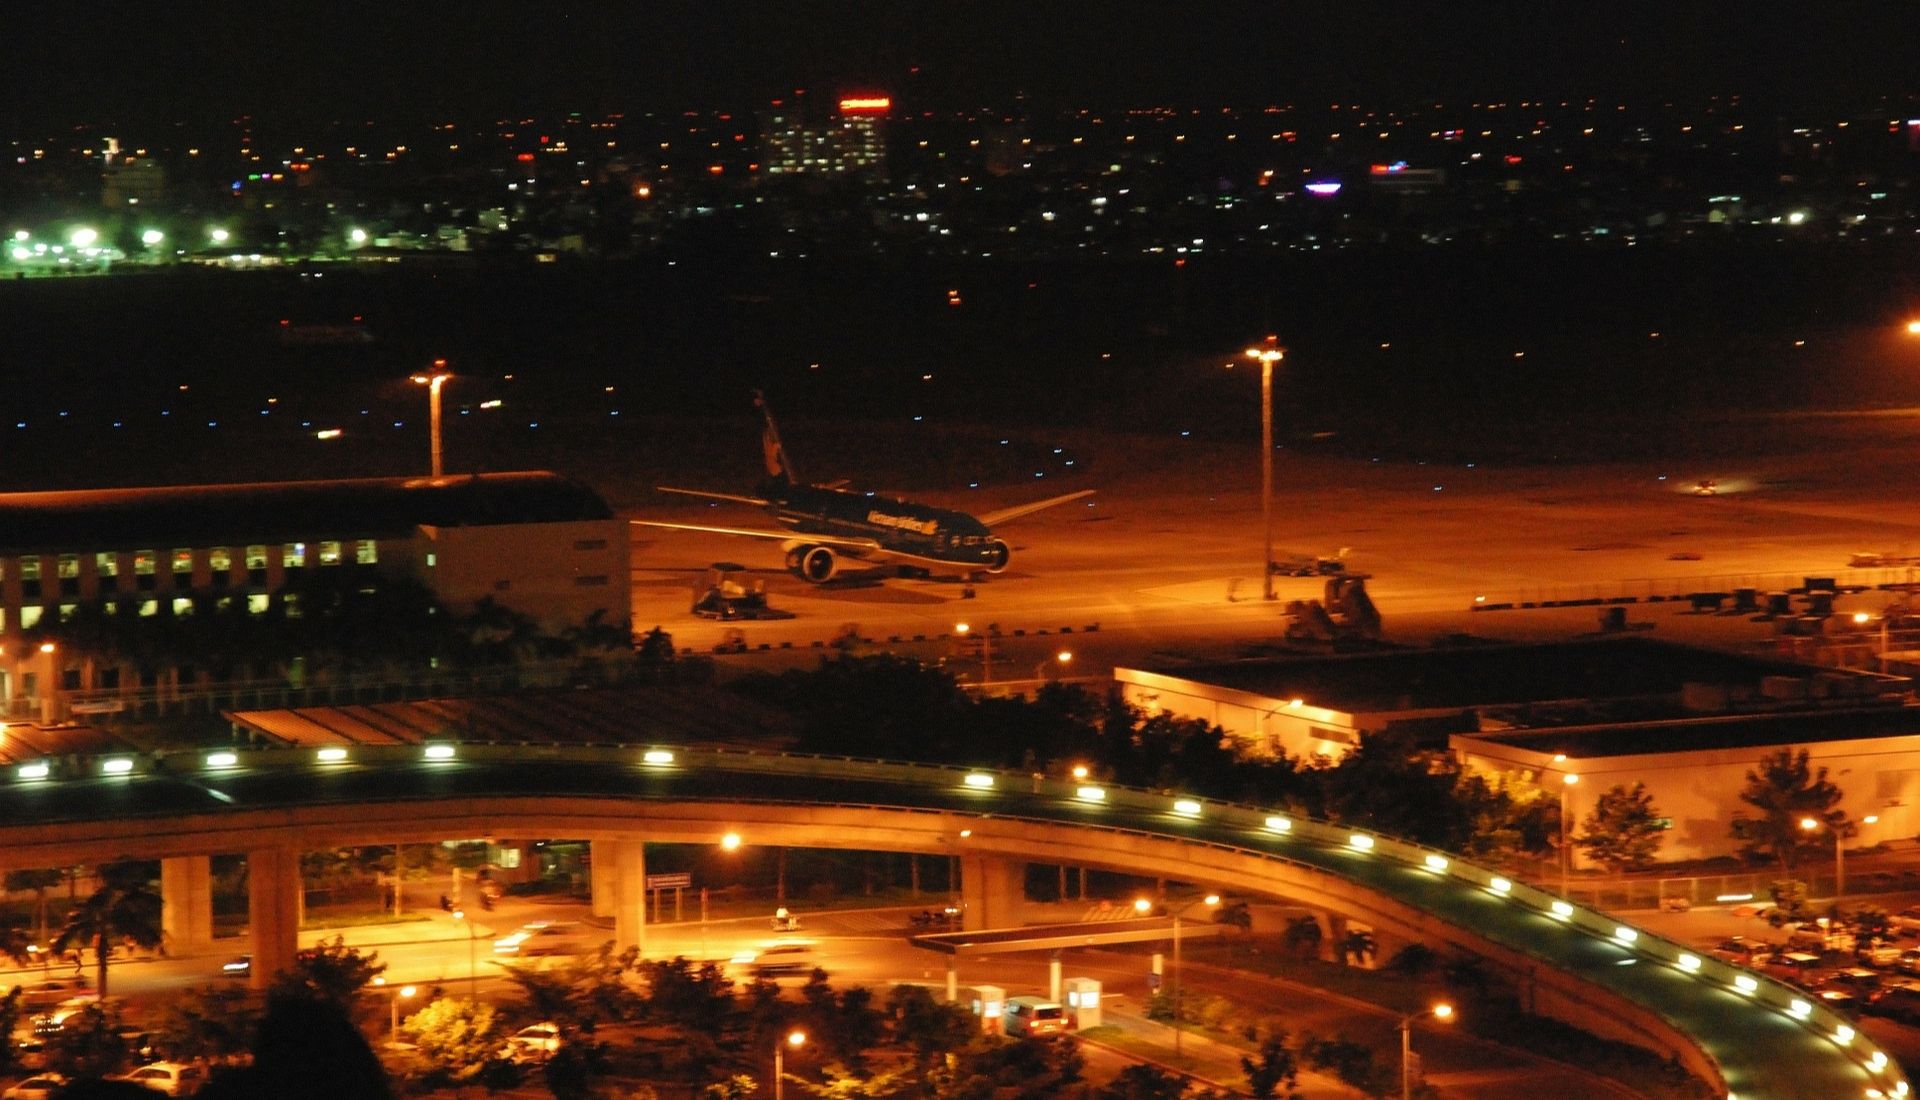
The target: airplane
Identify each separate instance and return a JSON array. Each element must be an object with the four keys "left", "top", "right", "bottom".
[{"left": 633, "top": 393, "right": 1093, "bottom": 583}]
